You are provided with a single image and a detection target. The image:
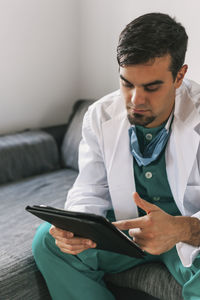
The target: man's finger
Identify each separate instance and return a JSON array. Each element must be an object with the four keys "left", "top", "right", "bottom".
[
  {"left": 49, "top": 226, "right": 74, "bottom": 238},
  {"left": 128, "top": 228, "right": 141, "bottom": 237},
  {"left": 56, "top": 243, "right": 92, "bottom": 255},
  {"left": 113, "top": 215, "right": 147, "bottom": 230},
  {"left": 56, "top": 240, "right": 96, "bottom": 251},
  {"left": 55, "top": 236, "right": 95, "bottom": 246},
  {"left": 133, "top": 192, "right": 158, "bottom": 214}
]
